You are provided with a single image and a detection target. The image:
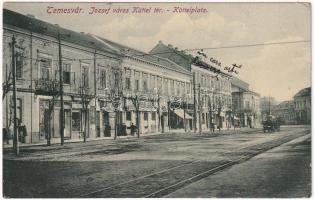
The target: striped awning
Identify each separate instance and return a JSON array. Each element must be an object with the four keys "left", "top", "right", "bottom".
[{"left": 174, "top": 109, "right": 193, "bottom": 119}]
